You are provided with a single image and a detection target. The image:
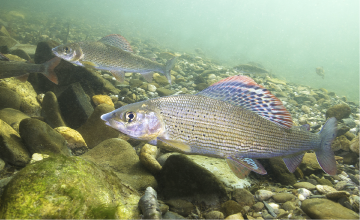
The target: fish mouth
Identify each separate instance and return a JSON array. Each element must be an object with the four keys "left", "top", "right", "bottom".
[{"left": 51, "top": 47, "right": 58, "bottom": 56}]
